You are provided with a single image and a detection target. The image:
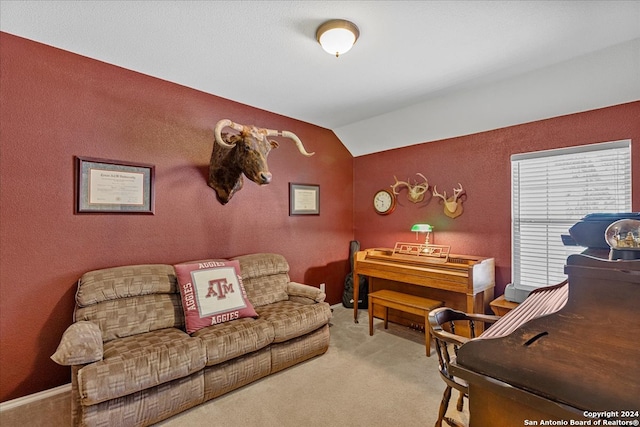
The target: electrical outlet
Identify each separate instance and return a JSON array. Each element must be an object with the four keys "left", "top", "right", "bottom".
[{"left": 319, "top": 283, "right": 326, "bottom": 292}]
